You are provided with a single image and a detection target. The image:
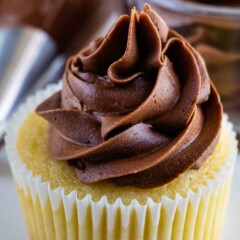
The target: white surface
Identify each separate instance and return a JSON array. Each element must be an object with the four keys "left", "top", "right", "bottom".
[
  {"left": 0, "top": 146, "right": 239, "bottom": 240},
  {"left": 0, "top": 146, "right": 27, "bottom": 240}
]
